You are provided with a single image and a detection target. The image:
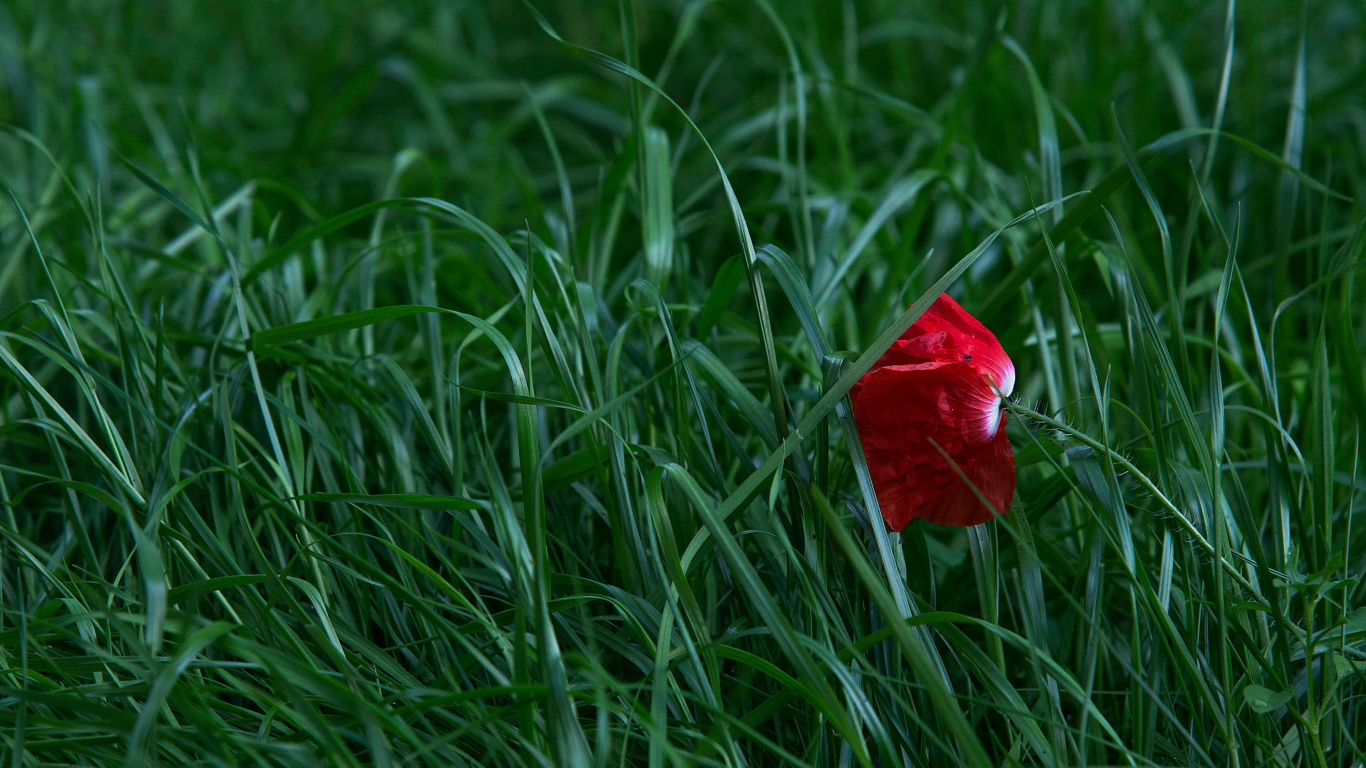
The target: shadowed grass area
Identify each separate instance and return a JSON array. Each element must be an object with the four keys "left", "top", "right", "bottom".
[{"left": 1, "top": 1, "right": 1364, "bottom": 765}]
